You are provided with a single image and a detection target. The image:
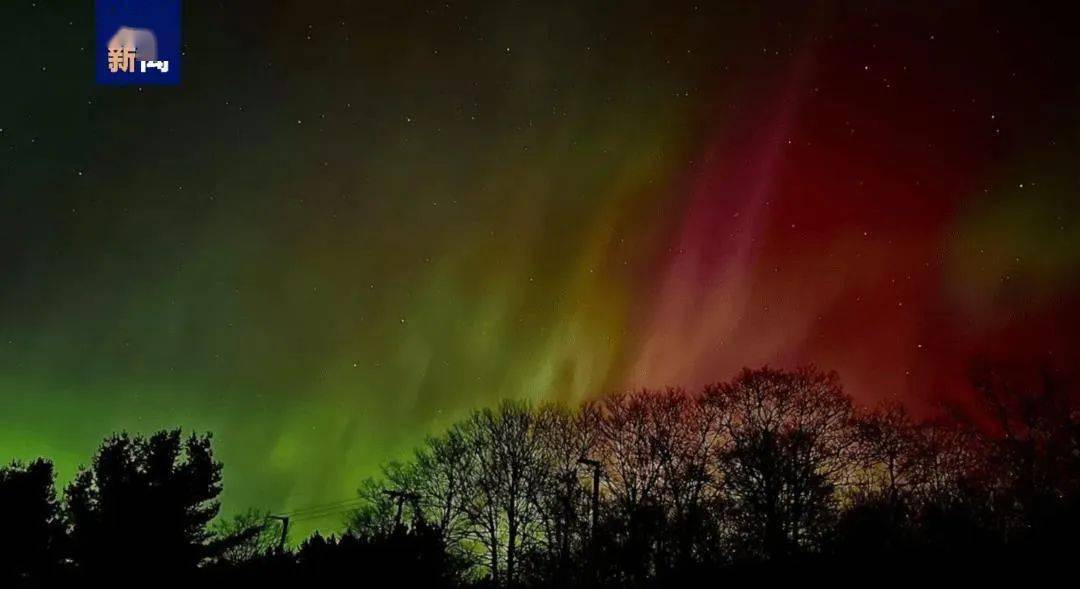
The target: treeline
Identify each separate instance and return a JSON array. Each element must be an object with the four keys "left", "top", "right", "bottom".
[
  {"left": 346, "top": 365, "right": 1080, "bottom": 585},
  {"left": 0, "top": 428, "right": 454, "bottom": 587},
  {"left": 2, "top": 365, "right": 1079, "bottom": 587}
]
